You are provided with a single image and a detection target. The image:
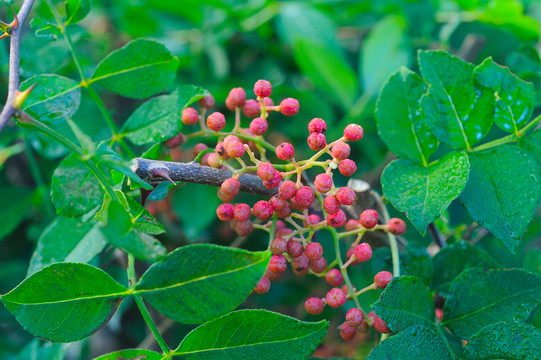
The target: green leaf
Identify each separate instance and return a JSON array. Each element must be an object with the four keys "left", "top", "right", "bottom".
[
  {"left": 520, "top": 127, "right": 541, "bottom": 165},
  {"left": 361, "top": 16, "right": 410, "bottom": 96},
  {"left": 527, "top": 302, "right": 541, "bottom": 329},
  {"left": 20, "top": 74, "right": 81, "bottom": 123},
  {"left": 366, "top": 325, "right": 453, "bottom": 360},
  {"left": 173, "top": 309, "right": 328, "bottom": 359},
  {"left": 400, "top": 245, "right": 434, "bottom": 286},
  {"left": 442, "top": 268, "right": 541, "bottom": 339},
  {"left": 66, "top": 117, "right": 96, "bottom": 156},
  {"left": 28, "top": 216, "right": 107, "bottom": 275},
  {"left": 376, "top": 67, "right": 437, "bottom": 165},
  {"left": 474, "top": 57, "right": 534, "bottom": 134},
  {"left": 0, "top": 186, "right": 33, "bottom": 241},
  {"left": 148, "top": 181, "right": 175, "bottom": 201},
  {"left": 292, "top": 38, "right": 358, "bottom": 109},
  {"left": 121, "top": 84, "right": 206, "bottom": 145},
  {"left": 1, "top": 263, "right": 128, "bottom": 342},
  {"left": 381, "top": 151, "right": 470, "bottom": 234},
  {"left": 91, "top": 39, "right": 180, "bottom": 99},
  {"left": 126, "top": 196, "right": 165, "bottom": 235},
  {"left": 135, "top": 245, "right": 270, "bottom": 323},
  {"left": 459, "top": 145, "right": 541, "bottom": 252},
  {"left": 92, "top": 349, "right": 163, "bottom": 360},
  {"left": 523, "top": 248, "right": 541, "bottom": 275},
  {"left": 373, "top": 276, "right": 435, "bottom": 333},
  {"left": 461, "top": 322, "right": 541, "bottom": 359},
  {"left": 17, "top": 339, "right": 67, "bottom": 360},
  {"left": 51, "top": 153, "right": 106, "bottom": 217},
  {"left": 30, "top": 18, "right": 61, "bottom": 40},
  {"left": 65, "top": 0, "right": 91, "bottom": 25},
  {"left": 419, "top": 50, "right": 494, "bottom": 150},
  {"left": 431, "top": 241, "right": 500, "bottom": 296},
  {"left": 478, "top": 0, "right": 540, "bottom": 41}
]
